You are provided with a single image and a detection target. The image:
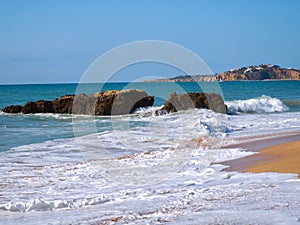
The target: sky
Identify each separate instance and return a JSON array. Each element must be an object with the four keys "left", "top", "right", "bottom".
[{"left": 0, "top": 0, "right": 300, "bottom": 84}]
